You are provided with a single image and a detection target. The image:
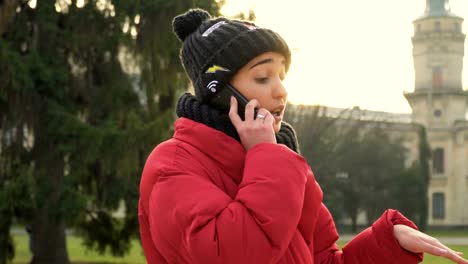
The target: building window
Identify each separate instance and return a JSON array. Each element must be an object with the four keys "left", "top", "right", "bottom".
[
  {"left": 454, "top": 22, "right": 460, "bottom": 32},
  {"left": 432, "top": 66, "right": 443, "bottom": 89},
  {"left": 417, "top": 24, "right": 421, "bottom": 32},
  {"left": 433, "top": 148, "right": 444, "bottom": 174},
  {"left": 432, "top": 193, "right": 445, "bottom": 219},
  {"left": 434, "top": 109, "right": 442, "bottom": 117},
  {"left": 435, "top": 21, "right": 441, "bottom": 31}
]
